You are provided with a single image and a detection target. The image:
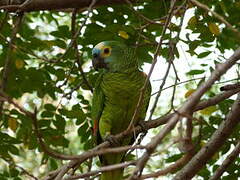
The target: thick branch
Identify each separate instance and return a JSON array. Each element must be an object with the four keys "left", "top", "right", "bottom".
[
  {"left": 0, "top": 0, "right": 143, "bottom": 12},
  {"left": 173, "top": 93, "right": 240, "bottom": 179},
  {"left": 209, "top": 140, "right": 240, "bottom": 180}
]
